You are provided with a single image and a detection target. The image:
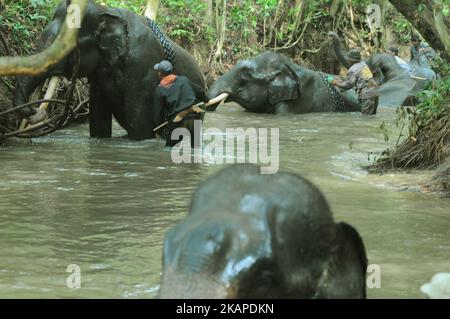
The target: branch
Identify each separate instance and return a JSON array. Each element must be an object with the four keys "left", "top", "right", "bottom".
[
  {"left": 145, "top": 0, "right": 160, "bottom": 20},
  {"left": 0, "top": 30, "right": 12, "bottom": 55},
  {"left": 0, "top": 0, "right": 88, "bottom": 76},
  {"left": 388, "top": 0, "right": 450, "bottom": 62}
]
